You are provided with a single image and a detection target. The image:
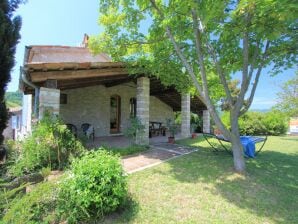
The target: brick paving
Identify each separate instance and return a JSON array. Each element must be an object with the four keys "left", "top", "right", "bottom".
[{"left": 122, "top": 143, "right": 198, "bottom": 174}]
